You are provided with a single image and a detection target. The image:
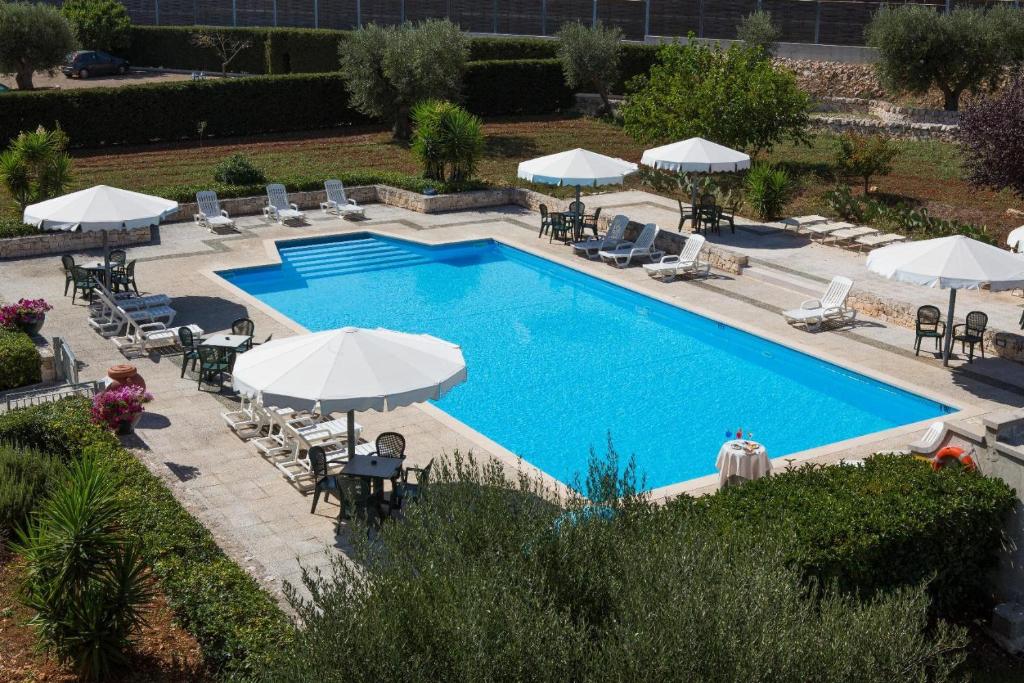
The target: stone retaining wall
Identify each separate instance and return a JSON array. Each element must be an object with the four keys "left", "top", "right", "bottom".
[
  {"left": 0, "top": 226, "right": 152, "bottom": 259},
  {"left": 814, "top": 96, "right": 960, "bottom": 125},
  {"left": 619, "top": 220, "right": 747, "bottom": 275},
  {"left": 809, "top": 115, "right": 958, "bottom": 142},
  {"left": 810, "top": 96, "right": 959, "bottom": 142}
]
